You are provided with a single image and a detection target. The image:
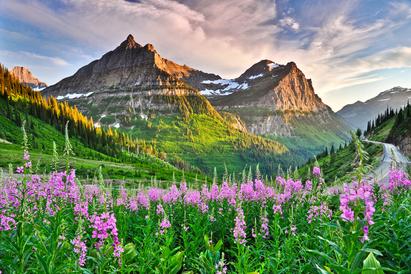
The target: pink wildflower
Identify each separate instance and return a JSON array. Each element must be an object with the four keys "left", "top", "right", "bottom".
[
  {"left": 160, "top": 218, "right": 171, "bottom": 234},
  {"left": 273, "top": 204, "right": 283, "bottom": 215},
  {"left": 233, "top": 206, "right": 247, "bottom": 245},
  {"left": 16, "top": 166, "right": 24, "bottom": 174},
  {"left": 72, "top": 236, "right": 87, "bottom": 266},
  {"left": 312, "top": 167, "right": 321, "bottom": 177}
]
